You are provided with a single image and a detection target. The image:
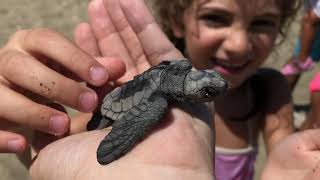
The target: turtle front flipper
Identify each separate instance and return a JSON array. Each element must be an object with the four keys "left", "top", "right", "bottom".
[{"left": 96, "top": 95, "right": 168, "bottom": 165}]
